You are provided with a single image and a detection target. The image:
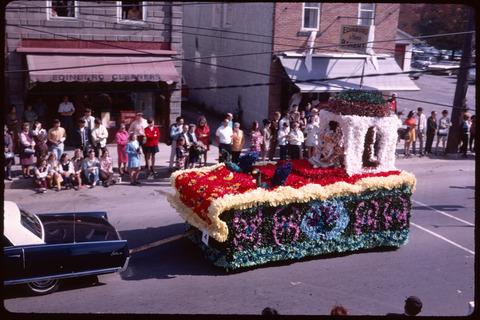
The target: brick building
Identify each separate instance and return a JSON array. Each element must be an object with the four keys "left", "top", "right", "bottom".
[
  {"left": 183, "top": 2, "right": 418, "bottom": 127},
  {"left": 5, "top": 1, "right": 183, "bottom": 141}
]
